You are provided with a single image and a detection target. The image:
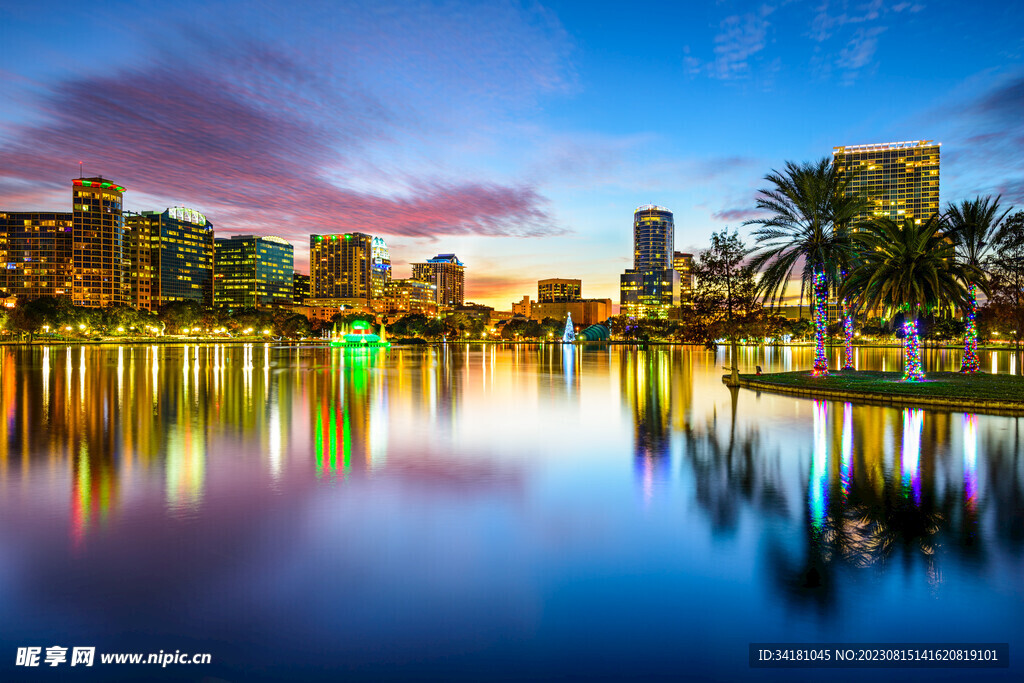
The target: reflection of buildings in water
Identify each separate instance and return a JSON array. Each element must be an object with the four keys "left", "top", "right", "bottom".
[
  {"left": 620, "top": 348, "right": 694, "bottom": 499},
  {"left": 309, "top": 347, "right": 390, "bottom": 479}
]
